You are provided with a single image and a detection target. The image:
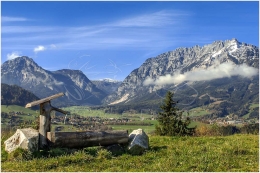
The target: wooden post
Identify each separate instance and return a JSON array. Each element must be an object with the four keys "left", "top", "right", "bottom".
[{"left": 39, "top": 101, "right": 52, "bottom": 148}]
